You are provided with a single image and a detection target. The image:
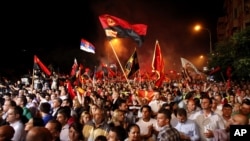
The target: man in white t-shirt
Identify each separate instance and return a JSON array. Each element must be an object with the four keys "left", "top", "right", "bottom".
[
  {"left": 136, "top": 105, "right": 159, "bottom": 141},
  {"left": 148, "top": 90, "right": 166, "bottom": 117}
]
